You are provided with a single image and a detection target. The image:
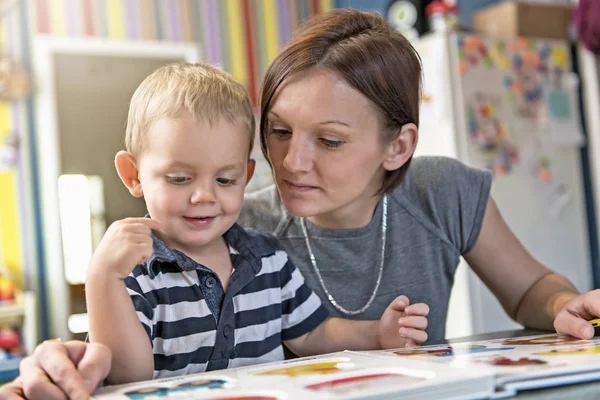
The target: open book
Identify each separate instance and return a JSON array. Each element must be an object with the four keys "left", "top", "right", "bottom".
[{"left": 92, "top": 333, "right": 600, "bottom": 399}]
